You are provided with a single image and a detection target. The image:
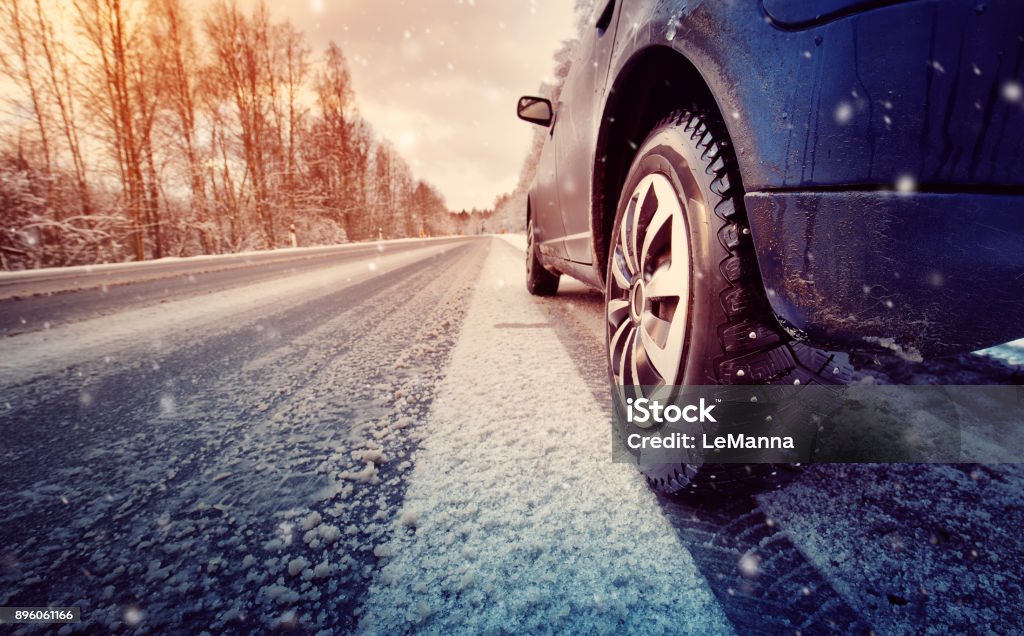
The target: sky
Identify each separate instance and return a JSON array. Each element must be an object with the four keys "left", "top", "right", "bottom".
[{"left": 222, "top": 0, "right": 579, "bottom": 211}]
